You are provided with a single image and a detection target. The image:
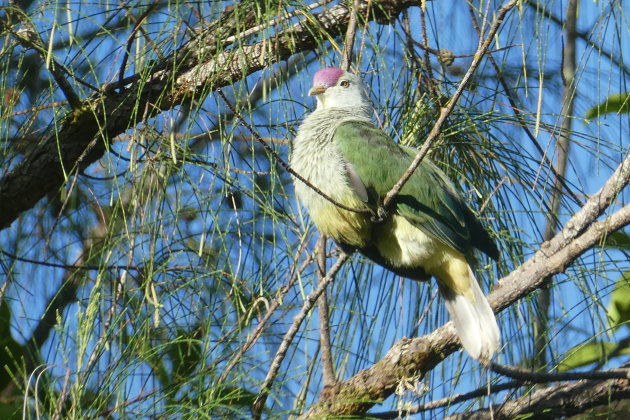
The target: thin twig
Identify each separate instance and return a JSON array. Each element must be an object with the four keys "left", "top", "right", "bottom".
[
  {"left": 490, "top": 362, "right": 630, "bottom": 382},
  {"left": 216, "top": 88, "right": 372, "bottom": 216},
  {"left": 223, "top": 0, "right": 333, "bottom": 46},
  {"left": 419, "top": 0, "right": 437, "bottom": 96},
  {"left": 524, "top": 0, "right": 630, "bottom": 77},
  {"left": 408, "top": 37, "right": 520, "bottom": 59},
  {"left": 340, "top": 0, "right": 360, "bottom": 71},
  {"left": 215, "top": 237, "right": 311, "bottom": 384},
  {"left": 6, "top": 2, "right": 82, "bottom": 109},
  {"left": 9, "top": 101, "right": 70, "bottom": 117},
  {"left": 379, "top": 0, "right": 518, "bottom": 217},
  {"left": 0, "top": 250, "right": 140, "bottom": 271},
  {"left": 214, "top": 286, "right": 291, "bottom": 383},
  {"left": 117, "top": 0, "right": 161, "bottom": 92},
  {"left": 251, "top": 254, "right": 349, "bottom": 419},
  {"left": 535, "top": 0, "right": 578, "bottom": 368},
  {"left": 316, "top": 235, "right": 336, "bottom": 386},
  {"left": 465, "top": 2, "right": 584, "bottom": 208},
  {"left": 370, "top": 380, "right": 524, "bottom": 418}
]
